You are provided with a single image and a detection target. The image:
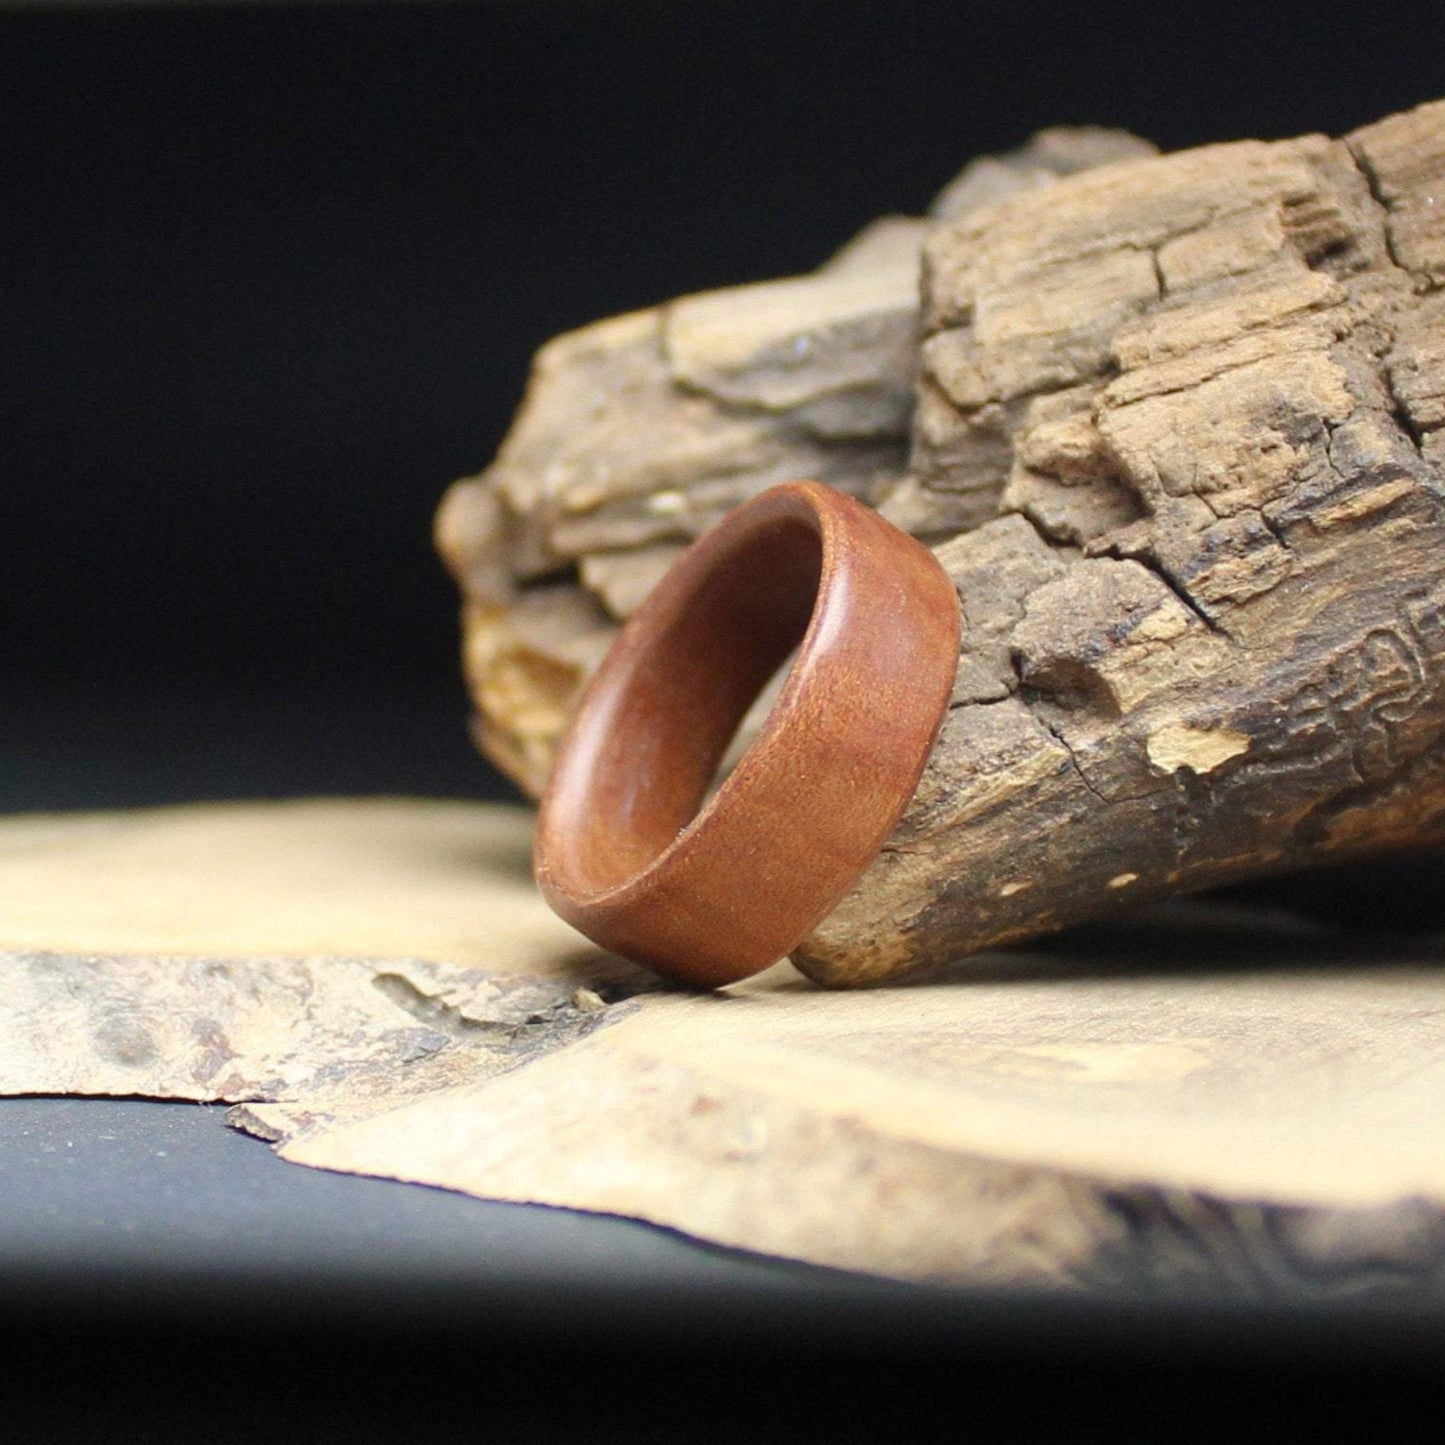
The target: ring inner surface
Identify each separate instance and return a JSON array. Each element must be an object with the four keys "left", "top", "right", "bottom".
[{"left": 571, "top": 514, "right": 823, "bottom": 894}]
